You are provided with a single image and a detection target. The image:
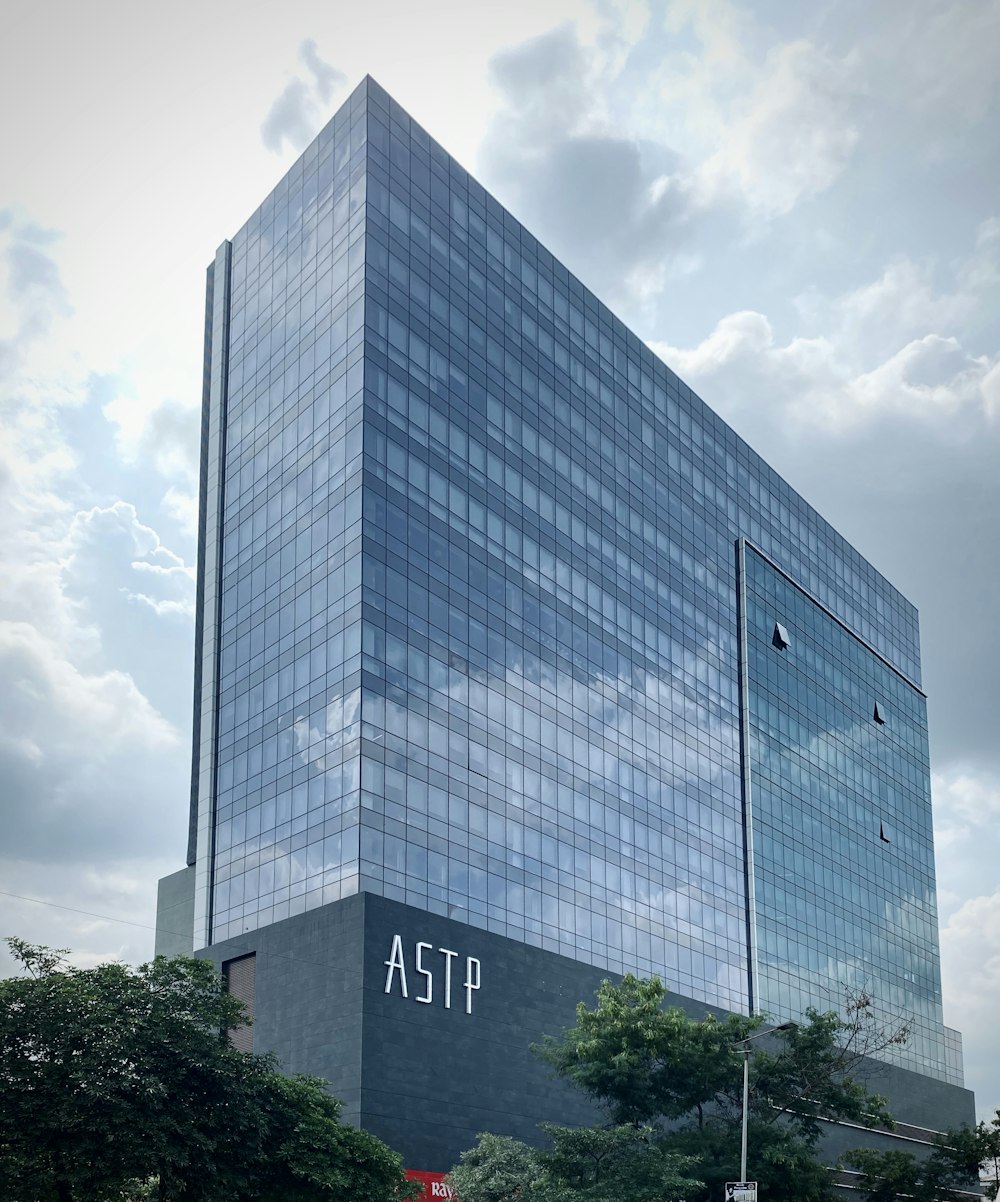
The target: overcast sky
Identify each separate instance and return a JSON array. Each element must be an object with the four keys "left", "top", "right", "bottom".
[{"left": 1, "top": 0, "right": 997, "bottom": 1120}]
